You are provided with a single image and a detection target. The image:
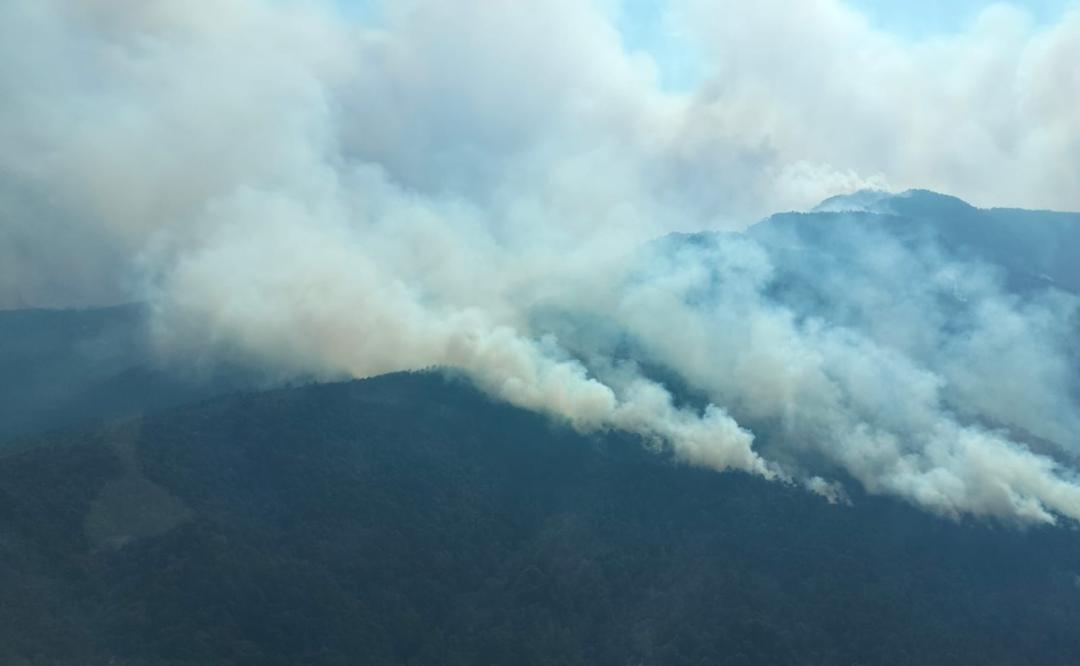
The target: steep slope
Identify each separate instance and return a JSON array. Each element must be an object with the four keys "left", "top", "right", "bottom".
[{"left": 2, "top": 372, "right": 1079, "bottom": 665}]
